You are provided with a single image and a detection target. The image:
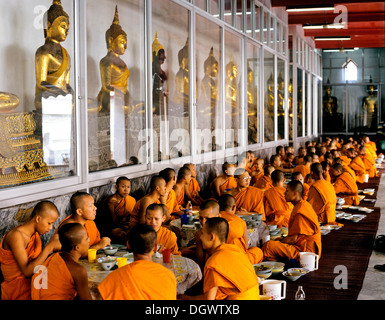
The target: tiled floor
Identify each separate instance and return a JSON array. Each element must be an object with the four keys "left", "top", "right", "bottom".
[{"left": 358, "top": 172, "right": 385, "bottom": 300}]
